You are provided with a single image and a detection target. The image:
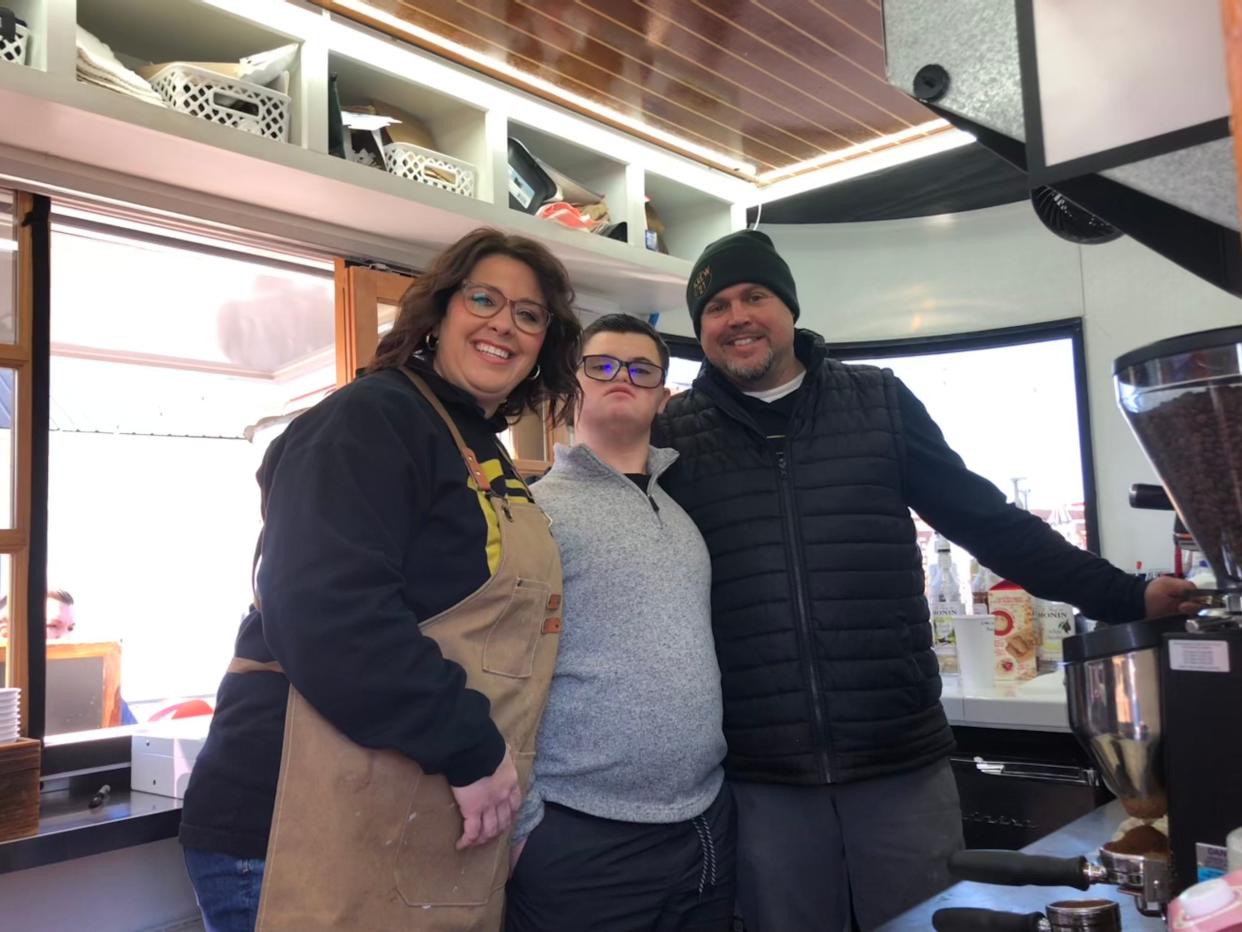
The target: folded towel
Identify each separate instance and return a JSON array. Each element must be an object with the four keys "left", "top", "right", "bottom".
[
  {"left": 75, "top": 26, "right": 167, "bottom": 107},
  {"left": 77, "top": 54, "right": 167, "bottom": 107}
]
